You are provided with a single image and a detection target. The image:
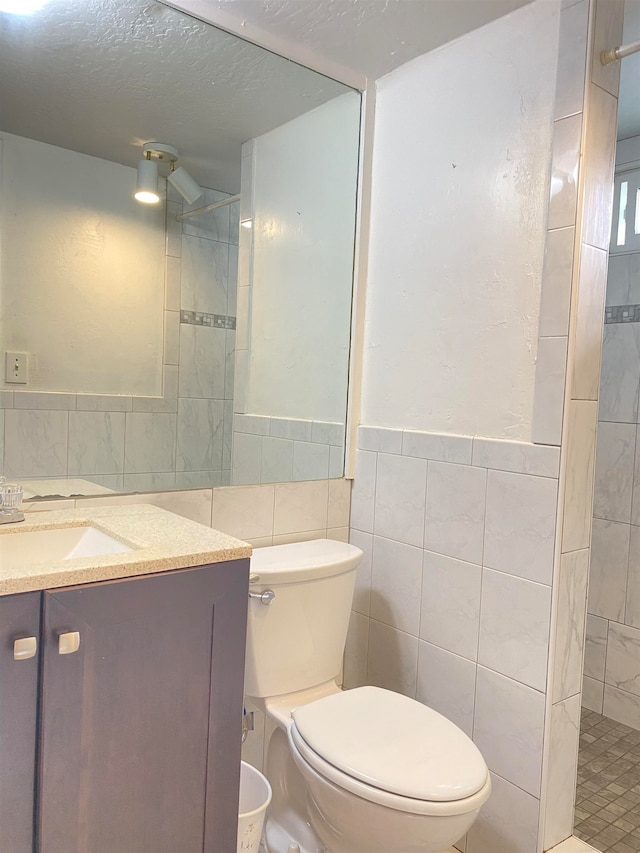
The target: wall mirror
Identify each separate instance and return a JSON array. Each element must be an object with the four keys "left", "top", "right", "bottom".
[{"left": 0, "top": 0, "right": 361, "bottom": 499}]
